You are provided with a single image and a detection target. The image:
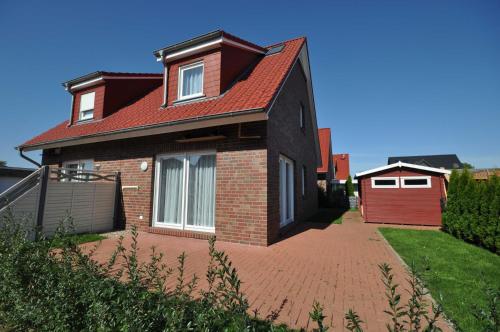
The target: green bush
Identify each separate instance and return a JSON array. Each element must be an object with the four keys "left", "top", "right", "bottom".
[
  {"left": 0, "top": 211, "right": 290, "bottom": 331},
  {"left": 346, "top": 175, "right": 355, "bottom": 197},
  {"left": 442, "top": 170, "right": 500, "bottom": 254}
]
